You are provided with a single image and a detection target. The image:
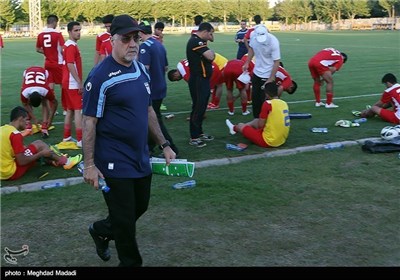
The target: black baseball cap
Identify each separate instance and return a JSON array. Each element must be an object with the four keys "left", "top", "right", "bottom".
[
  {"left": 139, "top": 21, "right": 152, "bottom": 34},
  {"left": 110, "top": 15, "right": 141, "bottom": 36}
]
